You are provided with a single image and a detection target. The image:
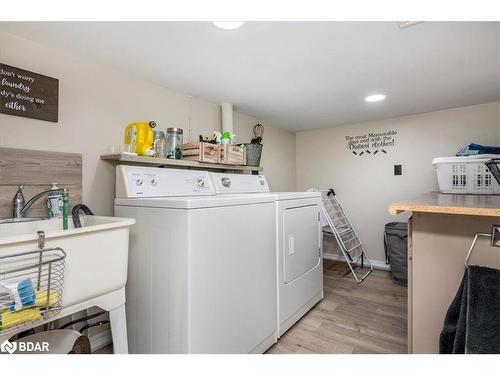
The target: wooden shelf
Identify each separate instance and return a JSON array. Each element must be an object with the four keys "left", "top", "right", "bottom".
[{"left": 100, "top": 153, "right": 263, "bottom": 173}]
